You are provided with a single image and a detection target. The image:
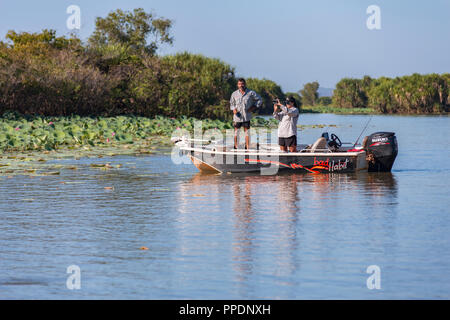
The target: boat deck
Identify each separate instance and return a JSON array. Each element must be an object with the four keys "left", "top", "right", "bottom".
[{"left": 182, "top": 142, "right": 365, "bottom": 157}]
